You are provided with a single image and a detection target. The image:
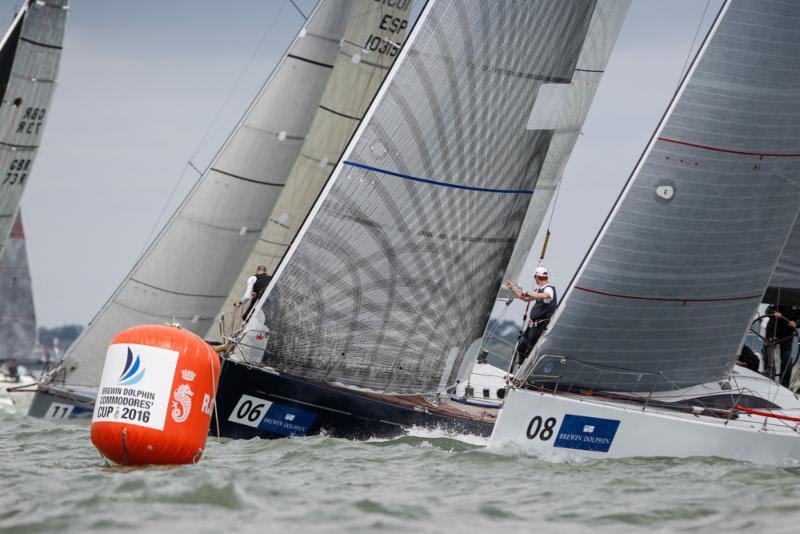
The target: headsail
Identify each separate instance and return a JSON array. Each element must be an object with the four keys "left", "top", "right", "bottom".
[
  {"left": 501, "top": 0, "right": 629, "bottom": 283},
  {"left": 0, "top": 213, "right": 36, "bottom": 364},
  {"left": 523, "top": 0, "right": 800, "bottom": 392},
  {"left": 0, "top": 0, "right": 68, "bottom": 258},
  {"left": 240, "top": 0, "right": 631, "bottom": 395},
  {"left": 57, "top": 0, "right": 353, "bottom": 388},
  {"left": 214, "top": 0, "right": 413, "bottom": 324}
]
